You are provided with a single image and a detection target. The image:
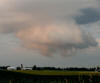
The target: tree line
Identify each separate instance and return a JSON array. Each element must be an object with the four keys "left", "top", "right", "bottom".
[{"left": 0, "top": 65, "right": 100, "bottom": 71}]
